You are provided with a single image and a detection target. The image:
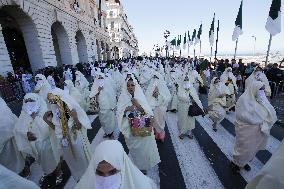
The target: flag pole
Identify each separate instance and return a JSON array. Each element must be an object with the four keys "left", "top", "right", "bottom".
[
  {"left": 265, "top": 34, "right": 272, "bottom": 67},
  {"left": 194, "top": 48, "right": 196, "bottom": 58},
  {"left": 234, "top": 38, "right": 239, "bottom": 59},
  {"left": 180, "top": 49, "right": 181, "bottom": 57},
  {"left": 187, "top": 43, "right": 190, "bottom": 57},
  {"left": 210, "top": 46, "right": 213, "bottom": 62},
  {"left": 199, "top": 41, "right": 202, "bottom": 58},
  {"left": 215, "top": 20, "right": 219, "bottom": 59}
]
